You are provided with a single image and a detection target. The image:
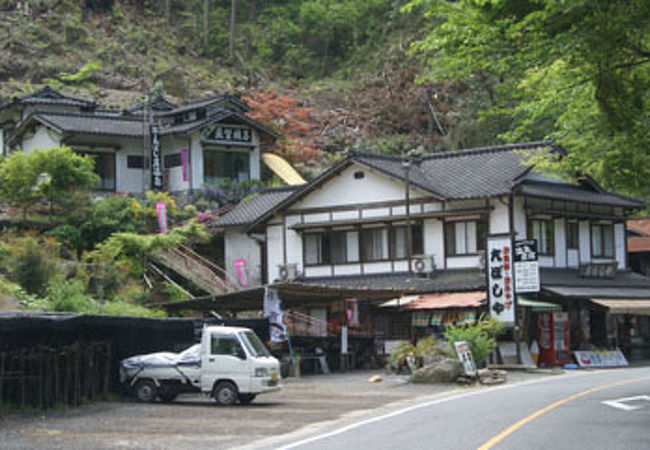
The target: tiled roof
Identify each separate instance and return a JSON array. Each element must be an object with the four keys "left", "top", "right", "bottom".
[
  {"left": 299, "top": 269, "right": 486, "bottom": 294},
  {"left": 517, "top": 181, "right": 643, "bottom": 208},
  {"left": 351, "top": 141, "right": 550, "bottom": 200},
  {"left": 540, "top": 268, "right": 650, "bottom": 288},
  {"left": 5, "top": 86, "right": 95, "bottom": 109},
  {"left": 34, "top": 112, "right": 144, "bottom": 138},
  {"left": 628, "top": 218, "right": 650, "bottom": 236},
  {"left": 210, "top": 186, "right": 302, "bottom": 228}
]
